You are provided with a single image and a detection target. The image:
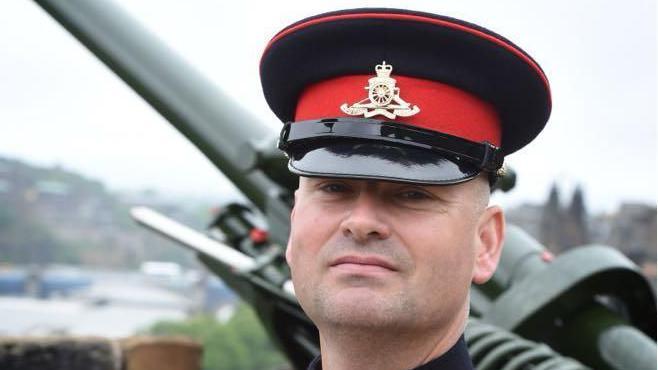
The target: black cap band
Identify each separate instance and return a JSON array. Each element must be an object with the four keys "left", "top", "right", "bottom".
[{"left": 279, "top": 119, "right": 504, "bottom": 172}]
